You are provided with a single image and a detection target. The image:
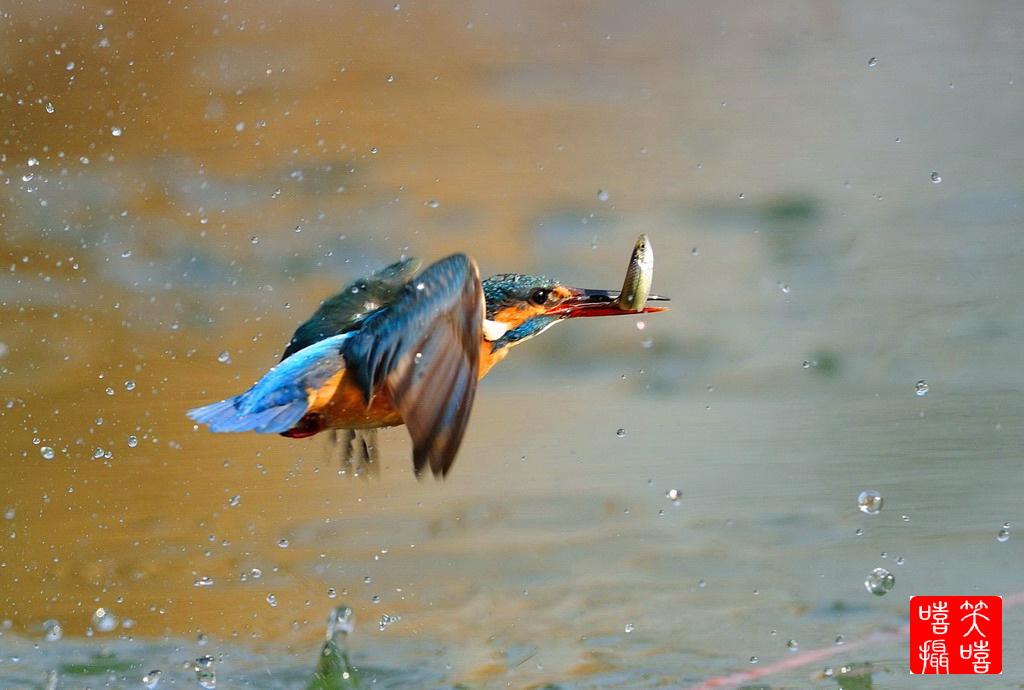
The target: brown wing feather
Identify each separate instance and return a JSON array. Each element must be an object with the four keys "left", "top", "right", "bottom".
[
  {"left": 392, "top": 311, "right": 478, "bottom": 475},
  {"left": 343, "top": 254, "right": 483, "bottom": 476},
  {"left": 282, "top": 257, "right": 422, "bottom": 360}
]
